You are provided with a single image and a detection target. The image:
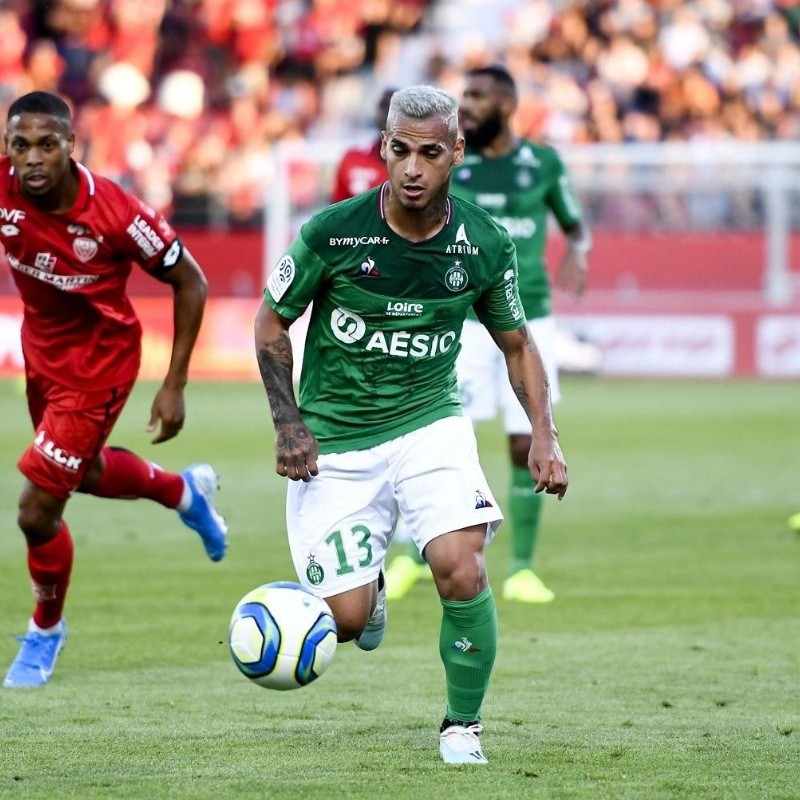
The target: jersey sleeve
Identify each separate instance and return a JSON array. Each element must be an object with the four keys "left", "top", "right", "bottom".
[
  {"left": 115, "top": 190, "right": 183, "bottom": 274},
  {"left": 472, "top": 231, "right": 527, "bottom": 331},
  {"left": 547, "top": 153, "right": 584, "bottom": 230},
  {"left": 264, "top": 230, "right": 327, "bottom": 321}
]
